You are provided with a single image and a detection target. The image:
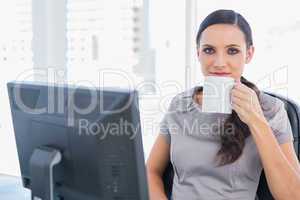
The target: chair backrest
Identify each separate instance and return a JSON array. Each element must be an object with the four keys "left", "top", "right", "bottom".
[{"left": 162, "top": 91, "right": 300, "bottom": 200}]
